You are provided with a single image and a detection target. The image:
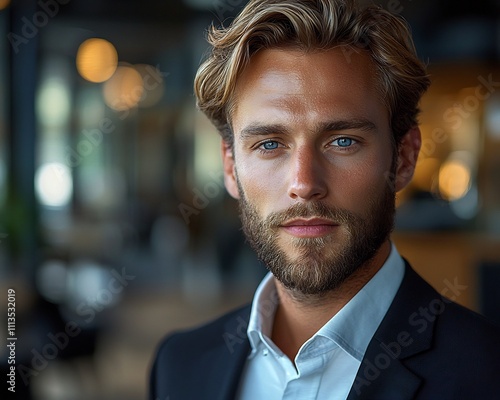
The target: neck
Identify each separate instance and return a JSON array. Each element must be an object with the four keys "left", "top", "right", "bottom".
[{"left": 271, "top": 240, "right": 391, "bottom": 361}]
